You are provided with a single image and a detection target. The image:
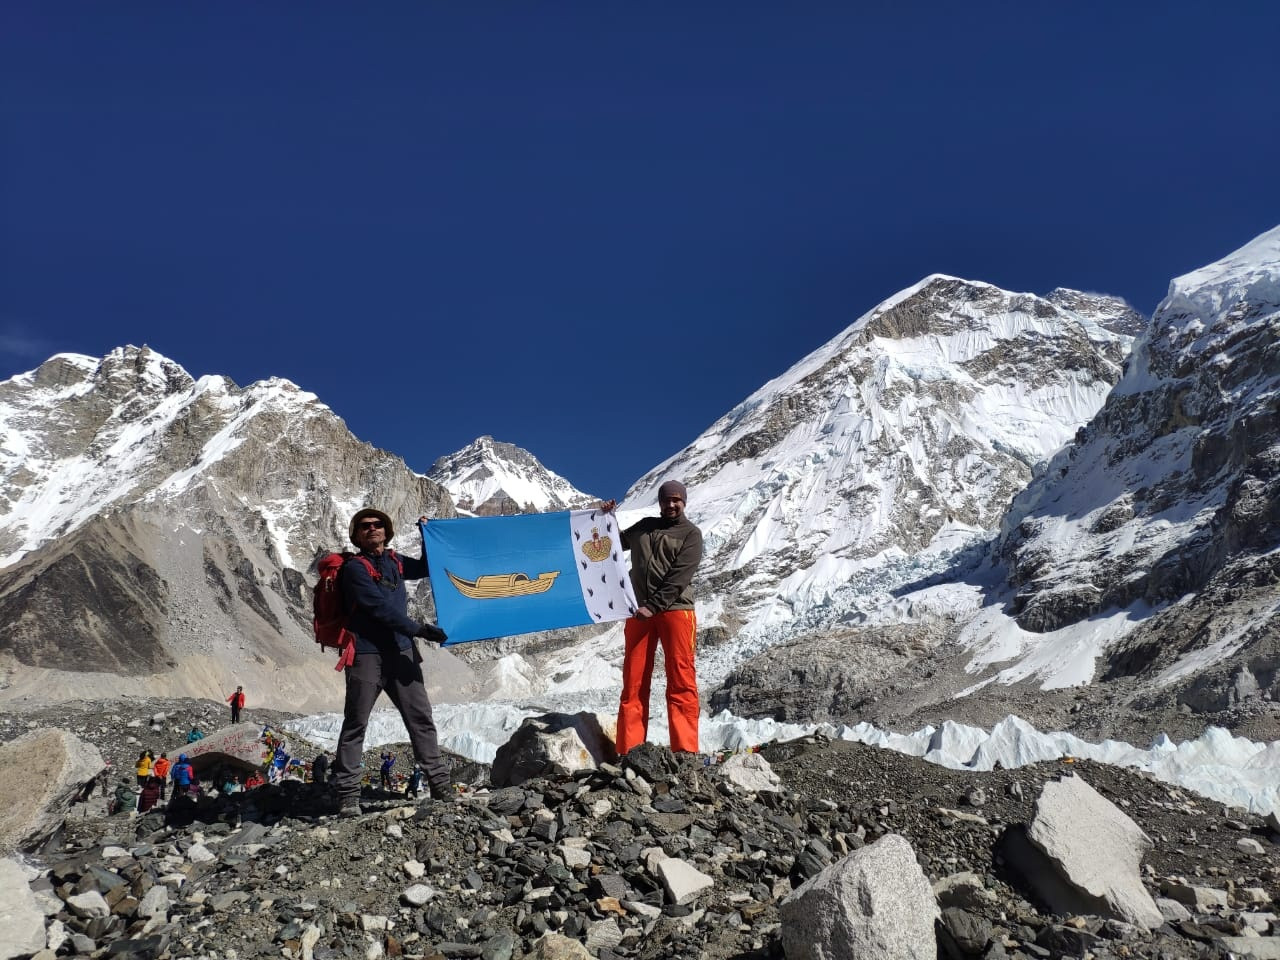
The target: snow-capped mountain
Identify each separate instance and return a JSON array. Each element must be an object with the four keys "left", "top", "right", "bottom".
[
  {"left": 620, "top": 275, "right": 1140, "bottom": 674},
  {"left": 6, "top": 228, "right": 1276, "bottom": 746},
  {"left": 987, "top": 225, "right": 1280, "bottom": 711},
  {"left": 712, "top": 228, "right": 1280, "bottom": 739},
  {"left": 427, "top": 436, "right": 596, "bottom": 515},
  {"left": 0, "top": 346, "right": 468, "bottom": 709}
]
